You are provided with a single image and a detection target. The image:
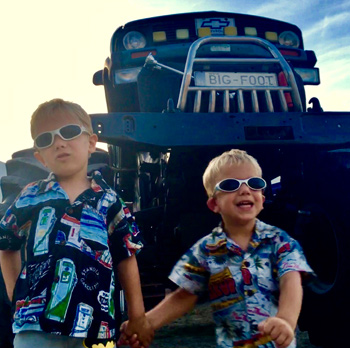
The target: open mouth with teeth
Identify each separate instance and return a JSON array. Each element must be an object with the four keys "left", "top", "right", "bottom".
[{"left": 237, "top": 201, "right": 254, "bottom": 207}]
